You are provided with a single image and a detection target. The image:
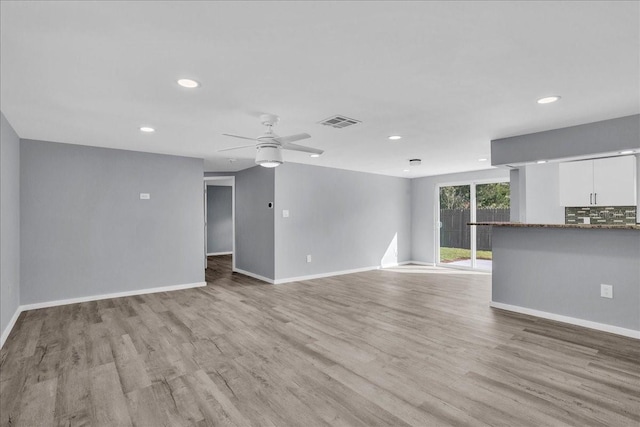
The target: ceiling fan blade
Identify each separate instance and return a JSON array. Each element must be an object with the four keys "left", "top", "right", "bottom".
[
  {"left": 272, "top": 133, "right": 311, "bottom": 144},
  {"left": 218, "top": 144, "right": 256, "bottom": 152},
  {"left": 281, "top": 142, "right": 324, "bottom": 155},
  {"left": 222, "top": 133, "right": 259, "bottom": 142}
]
